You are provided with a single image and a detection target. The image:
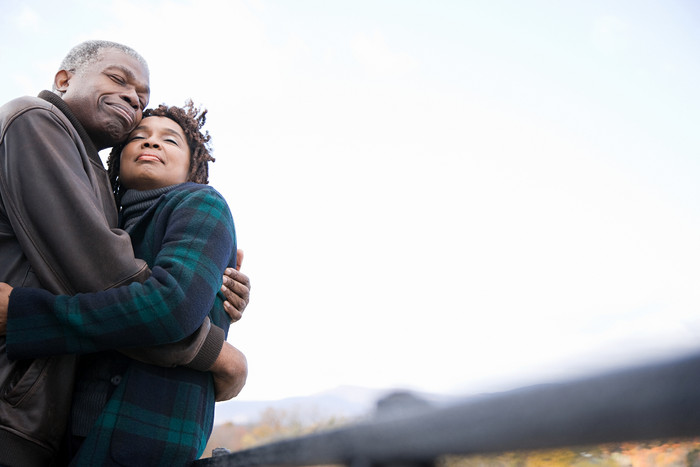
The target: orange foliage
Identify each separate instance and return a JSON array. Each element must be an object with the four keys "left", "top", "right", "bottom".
[{"left": 441, "top": 439, "right": 700, "bottom": 466}]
